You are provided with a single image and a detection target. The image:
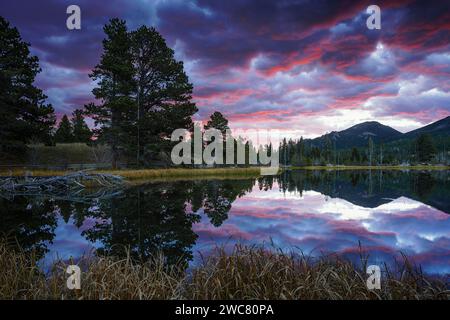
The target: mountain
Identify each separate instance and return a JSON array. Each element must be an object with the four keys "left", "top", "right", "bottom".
[
  {"left": 402, "top": 116, "right": 450, "bottom": 139},
  {"left": 309, "top": 121, "right": 403, "bottom": 149},
  {"left": 305, "top": 116, "right": 450, "bottom": 150}
]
